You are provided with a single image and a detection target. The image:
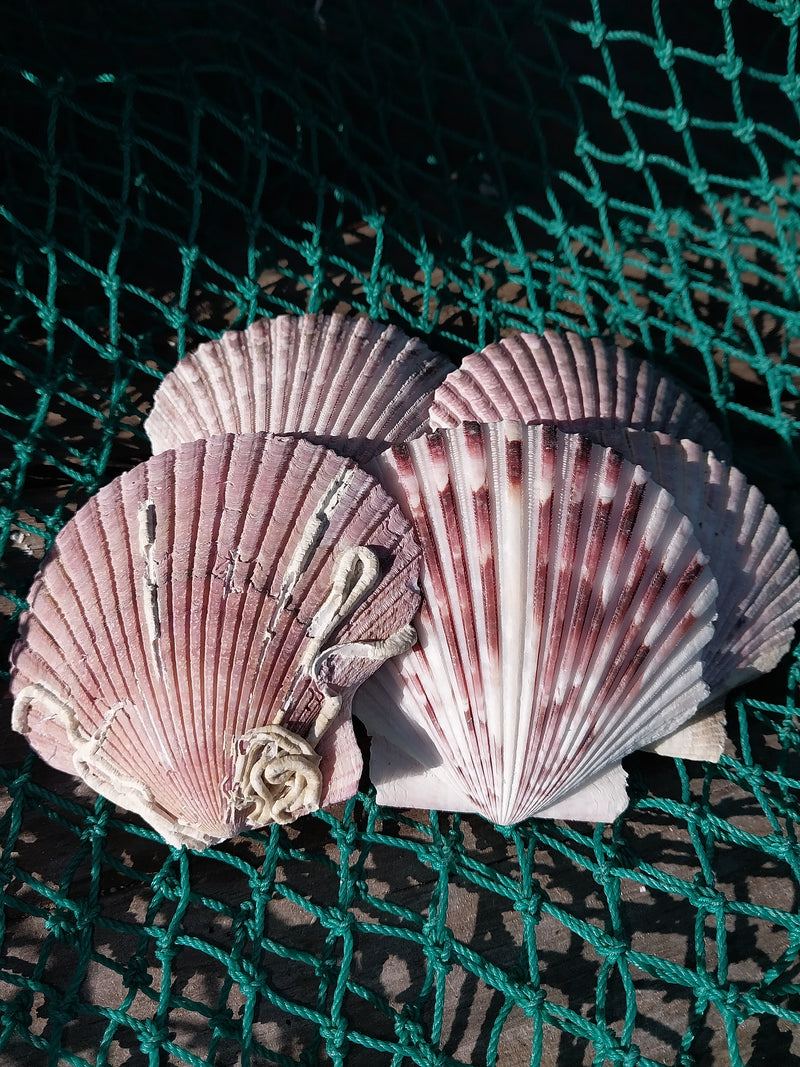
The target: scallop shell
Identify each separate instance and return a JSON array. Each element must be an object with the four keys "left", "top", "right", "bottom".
[
  {"left": 356, "top": 421, "right": 718, "bottom": 824},
  {"left": 427, "top": 330, "right": 730, "bottom": 460},
  {"left": 10, "top": 433, "right": 421, "bottom": 849},
  {"left": 424, "top": 333, "right": 800, "bottom": 760},
  {"left": 145, "top": 313, "right": 456, "bottom": 463}
]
